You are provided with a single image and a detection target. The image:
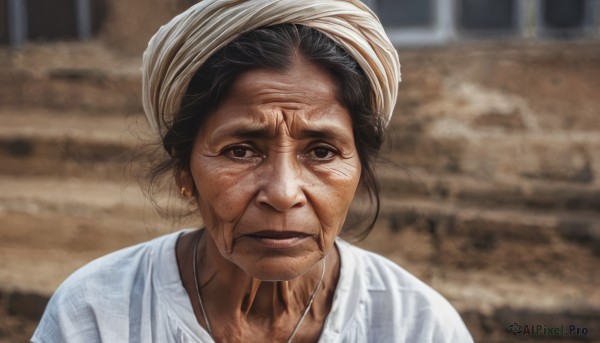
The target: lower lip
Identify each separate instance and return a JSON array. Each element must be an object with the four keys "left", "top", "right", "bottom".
[{"left": 248, "top": 235, "right": 310, "bottom": 249}]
